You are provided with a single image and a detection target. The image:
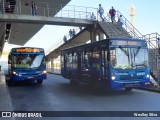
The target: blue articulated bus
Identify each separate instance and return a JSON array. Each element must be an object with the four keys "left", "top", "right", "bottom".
[
  {"left": 6, "top": 47, "right": 47, "bottom": 84},
  {"left": 61, "top": 38, "right": 150, "bottom": 91}
]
